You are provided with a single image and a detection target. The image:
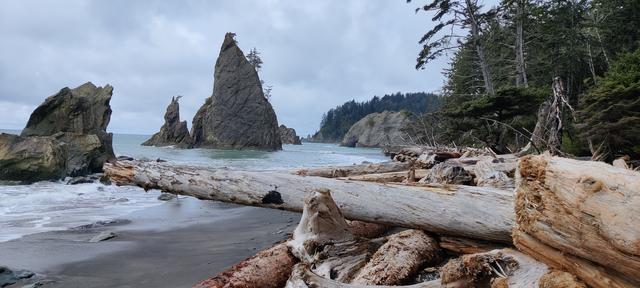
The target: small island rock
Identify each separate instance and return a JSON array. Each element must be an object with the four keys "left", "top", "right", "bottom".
[
  {"left": 142, "top": 96, "right": 190, "bottom": 147},
  {"left": 279, "top": 125, "right": 302, "bottom": 145}
]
